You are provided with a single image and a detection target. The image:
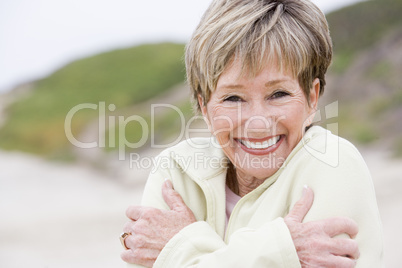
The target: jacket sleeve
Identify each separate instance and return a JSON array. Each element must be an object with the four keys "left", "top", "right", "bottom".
[
  {"left": 153, "top": 218, "right": 300, "bottom": 267},
  {"left": 288, "top": 140, "right": 384, "bottom": 268},
  {"left": 127, "top": 154, "right": 301, "bottom": 268}
]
